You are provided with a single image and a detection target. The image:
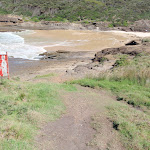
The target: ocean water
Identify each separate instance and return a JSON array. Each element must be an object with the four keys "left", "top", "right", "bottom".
[
  {"left": 0, "top": 30, "right": 80, "bottom": 60},
  {"left": 0, "top": 31, "right": 46, "bottom": 60}
]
